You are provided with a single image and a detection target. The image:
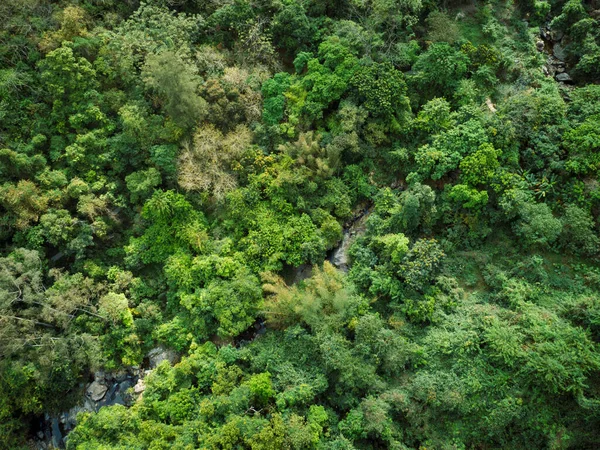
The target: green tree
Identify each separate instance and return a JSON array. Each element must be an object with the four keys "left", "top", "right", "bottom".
[
  {"left": 349, "top": 61, "right": 410, "bottom": 128},
  {"left": 125, "top": 167, "right": 162, "bottom": 204},
  {"left": 301, "top": 37, "right": 359, "bottom": 121},
  {"left": 448, "top": 184, "right": 489, "bottom": 210},
  {"left": 126, "top": 190, "right": 209, "bottom": 266},
  {"left": 279, "top": 131, "right": 340, "bottom": 181},
  {"left": 142, "top": 50, "right": 208, "bottom": 129},
  {"left": 560, "top": 204, "right": 599, "bottom": 256},
  {"left": 514, "top": 202, "right": 562, "bottom": 248},
  {"left": 0, "top": 249, "right": 101, "bottom": 442},
  {"left": 564, "top": 115, "right": 600, "bottom": 175},
  {"left": 460, "top": 143, "right": 501, "bottom": 186},
  {"left": 178, "top": 124, "right": 252, "bottom": 200},
  {"left": 0, "top": 180, "right": 48, "bottom": 232},
  {"left": 413, "top": 42, "right": 469, "bottom": 100}
]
